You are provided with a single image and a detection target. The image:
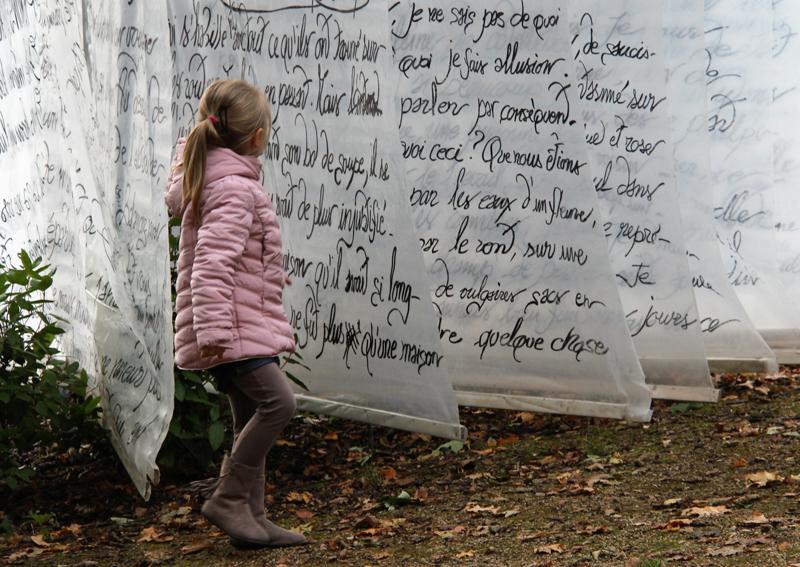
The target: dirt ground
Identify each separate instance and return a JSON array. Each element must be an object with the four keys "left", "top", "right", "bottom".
[{"left": 4, "top": 369, "right": 800, "bottom": 567}]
